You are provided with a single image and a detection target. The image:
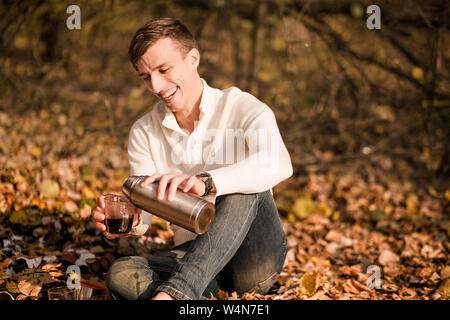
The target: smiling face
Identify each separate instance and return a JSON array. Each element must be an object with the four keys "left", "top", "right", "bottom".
[{"left": 136, "top": 37, "right": 201, "bottom": 114}]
